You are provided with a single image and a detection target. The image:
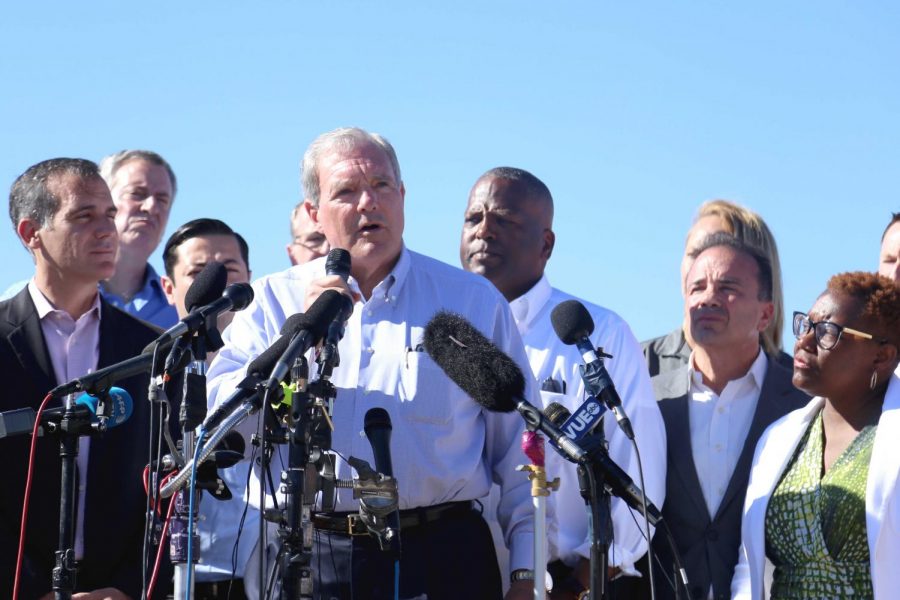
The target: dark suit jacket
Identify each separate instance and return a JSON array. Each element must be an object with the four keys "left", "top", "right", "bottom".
[
  {"left": 642, "top": 327, "right": 795, "bottom": 378},
  {"left": 0, "top": 287, "right": 168, "bottom": 599},
  {"left": 648, "top": 357, "right": 808, "bottom": 600}
]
